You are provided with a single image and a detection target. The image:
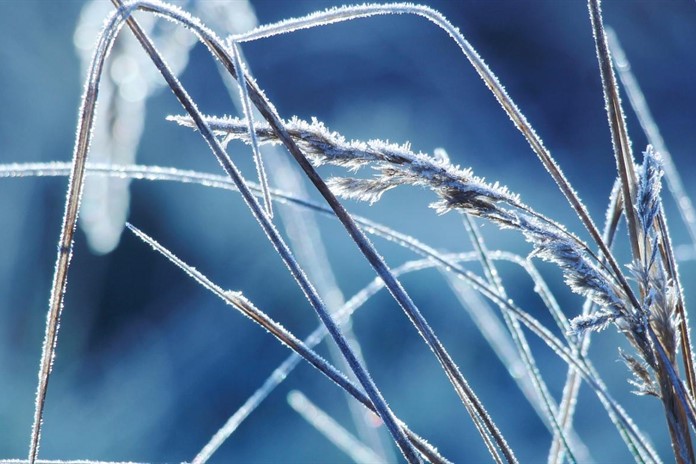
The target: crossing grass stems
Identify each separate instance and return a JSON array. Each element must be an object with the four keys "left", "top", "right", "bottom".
[{"left": 3, "top": 1, "right": 696, "bottom": 463}]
